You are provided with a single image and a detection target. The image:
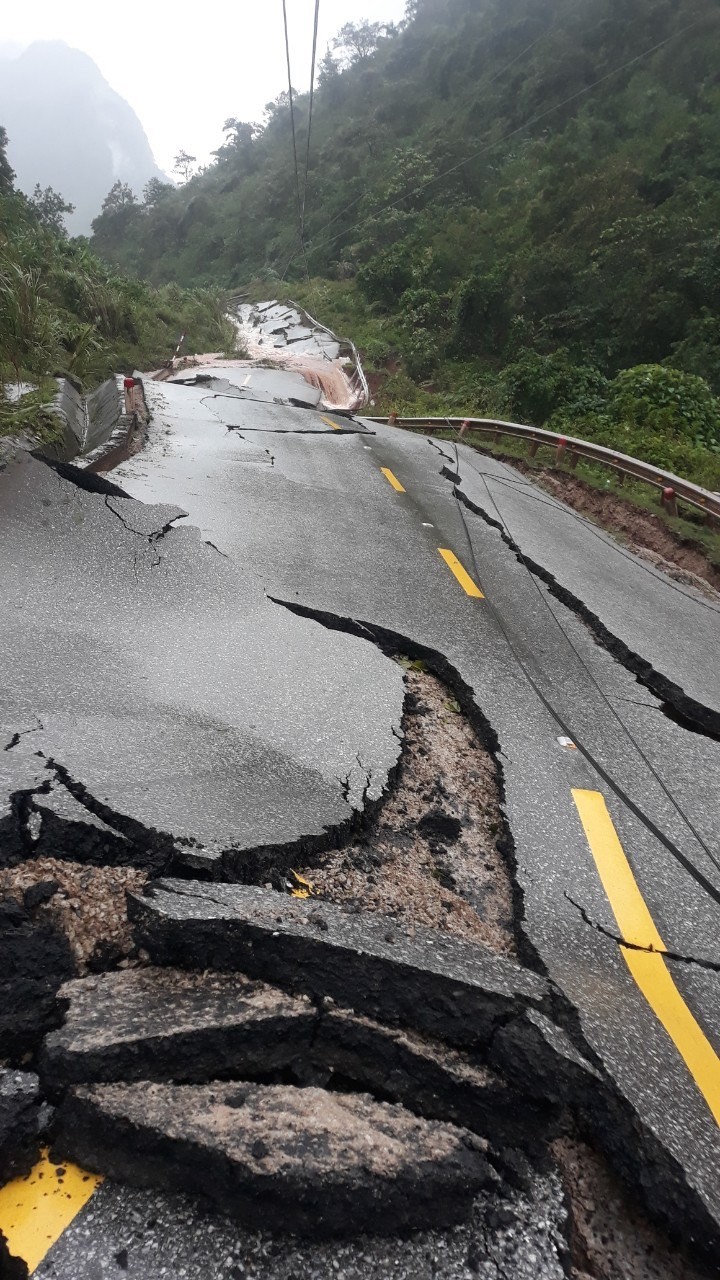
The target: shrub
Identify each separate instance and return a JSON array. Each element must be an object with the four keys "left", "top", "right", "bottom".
[
  {"left": 607, "top": 365, "right": 720, "bottom": 450},
  {"left": 499, "top": 349, "right": 608, "bottom": 424}
]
